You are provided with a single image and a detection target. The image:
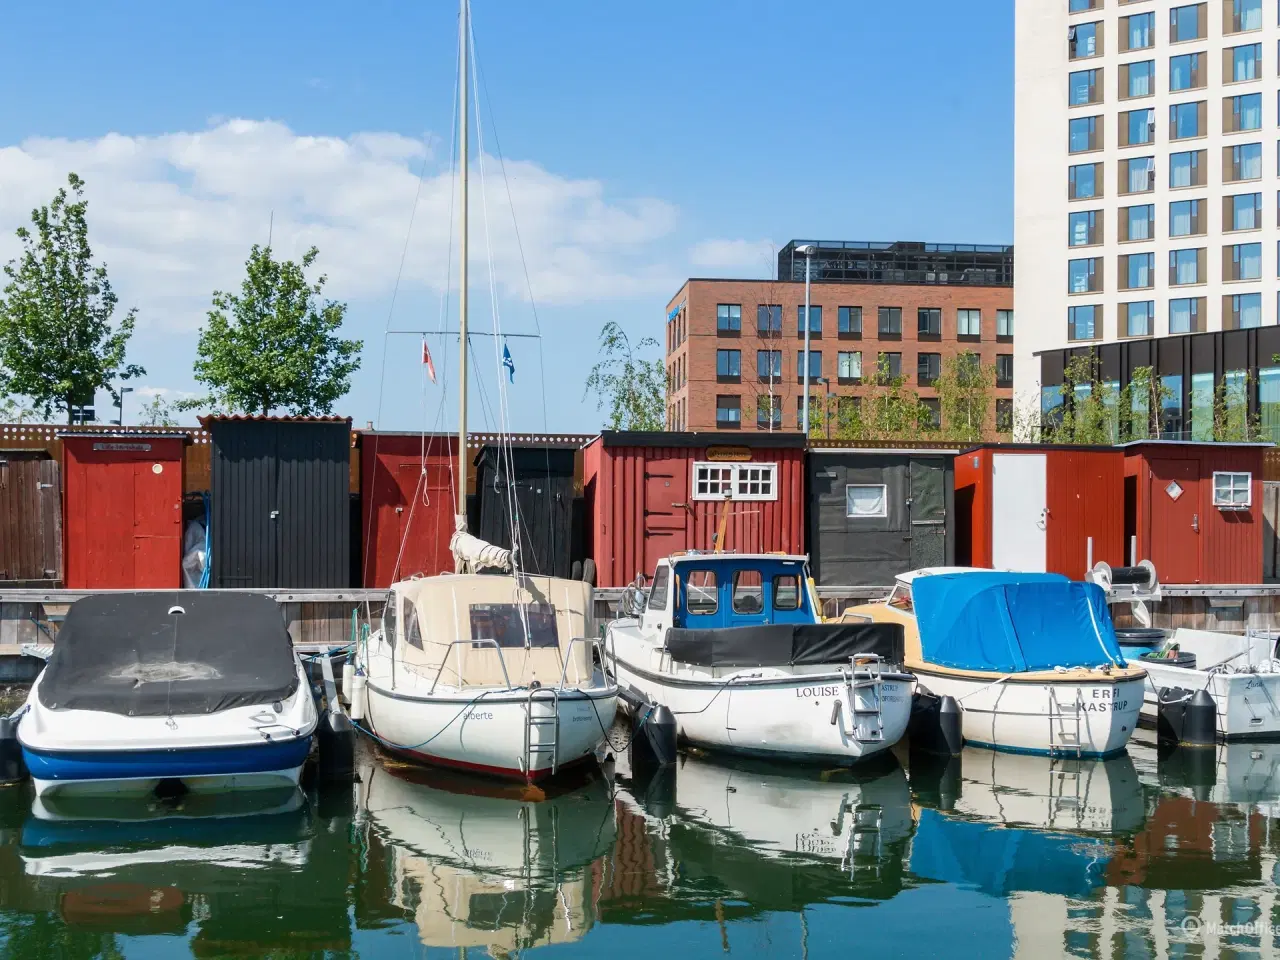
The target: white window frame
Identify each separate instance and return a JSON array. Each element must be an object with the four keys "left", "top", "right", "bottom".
[
  {"left": 846, "top": 483, "right": 889, "bottom": 518},
  {"left": 692, "top": 461, "right": 778, "bottom": 502},
  {"left": 957, "top": 309, "right": 982, "bottom": 336},
  {"left": 1212, "top": 471, "right": 1252, "bottom": 509}
]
